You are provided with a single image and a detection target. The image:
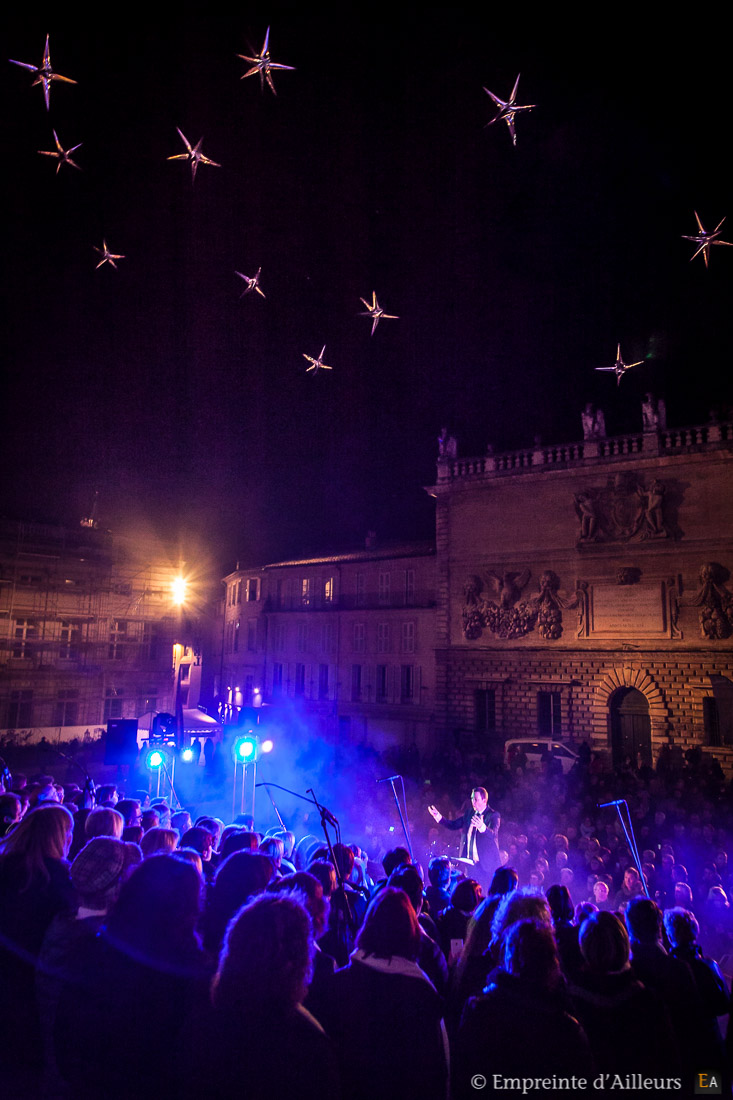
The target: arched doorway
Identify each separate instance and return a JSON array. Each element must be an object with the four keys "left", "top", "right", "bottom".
[{"left": 610, "top": 687, "right": 652, "bottom": 767}]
